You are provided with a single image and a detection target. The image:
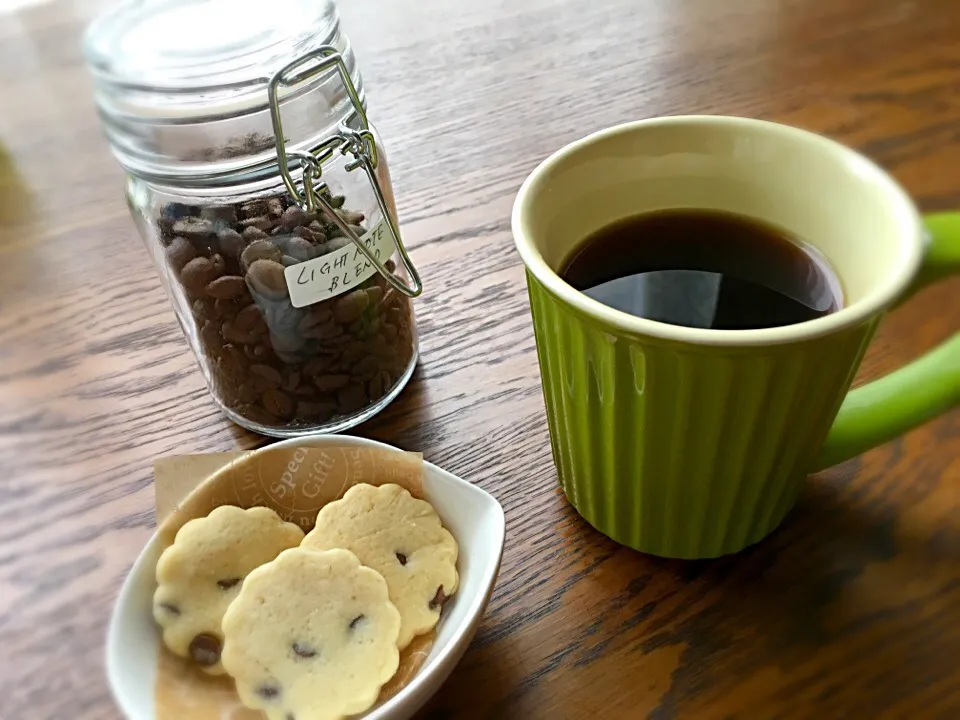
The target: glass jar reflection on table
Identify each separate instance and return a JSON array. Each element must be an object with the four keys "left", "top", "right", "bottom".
[{"left": 84, "top": 0, "right": 422, "bottom": 437}]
